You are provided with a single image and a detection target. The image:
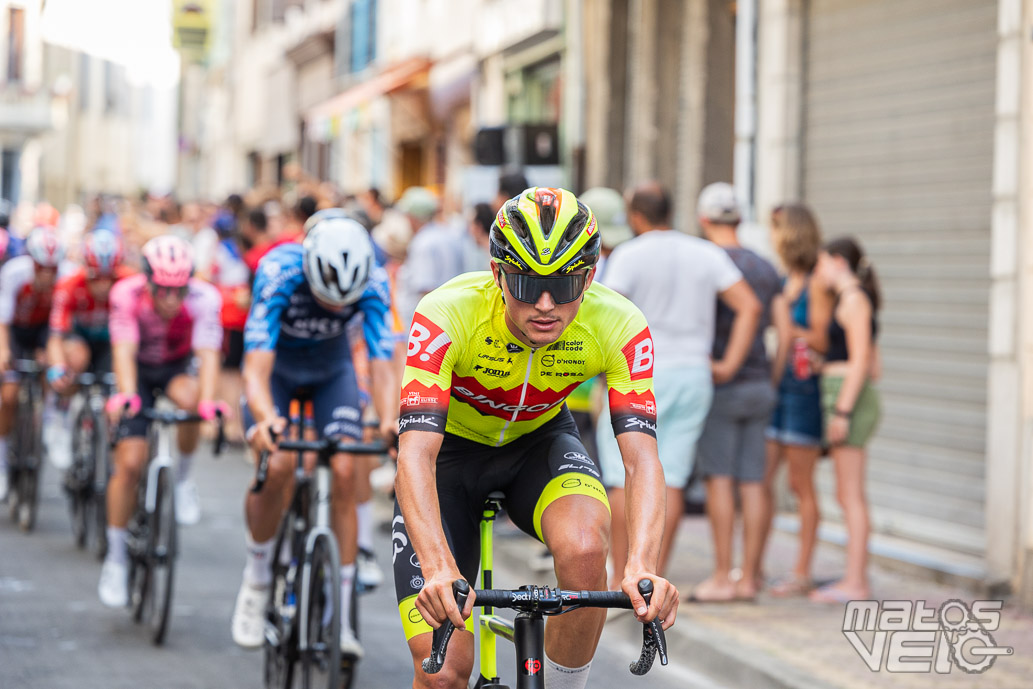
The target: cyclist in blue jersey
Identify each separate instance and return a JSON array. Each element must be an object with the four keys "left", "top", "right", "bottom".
[{"left": 231, "top": 210, "right": 400, "bottom": 658}]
